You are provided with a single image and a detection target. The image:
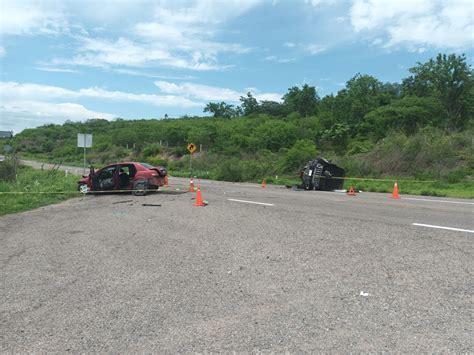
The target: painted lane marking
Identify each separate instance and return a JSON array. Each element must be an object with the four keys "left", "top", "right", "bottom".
[
  {"left": 403, "top": 197, "right": 474, "bottom": 205},
  {"left": 227, "top": 198, "right": 275, "bottom": 206},
  {"left": 412, "top": 223, "right": 474, "bottom": 234}
]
